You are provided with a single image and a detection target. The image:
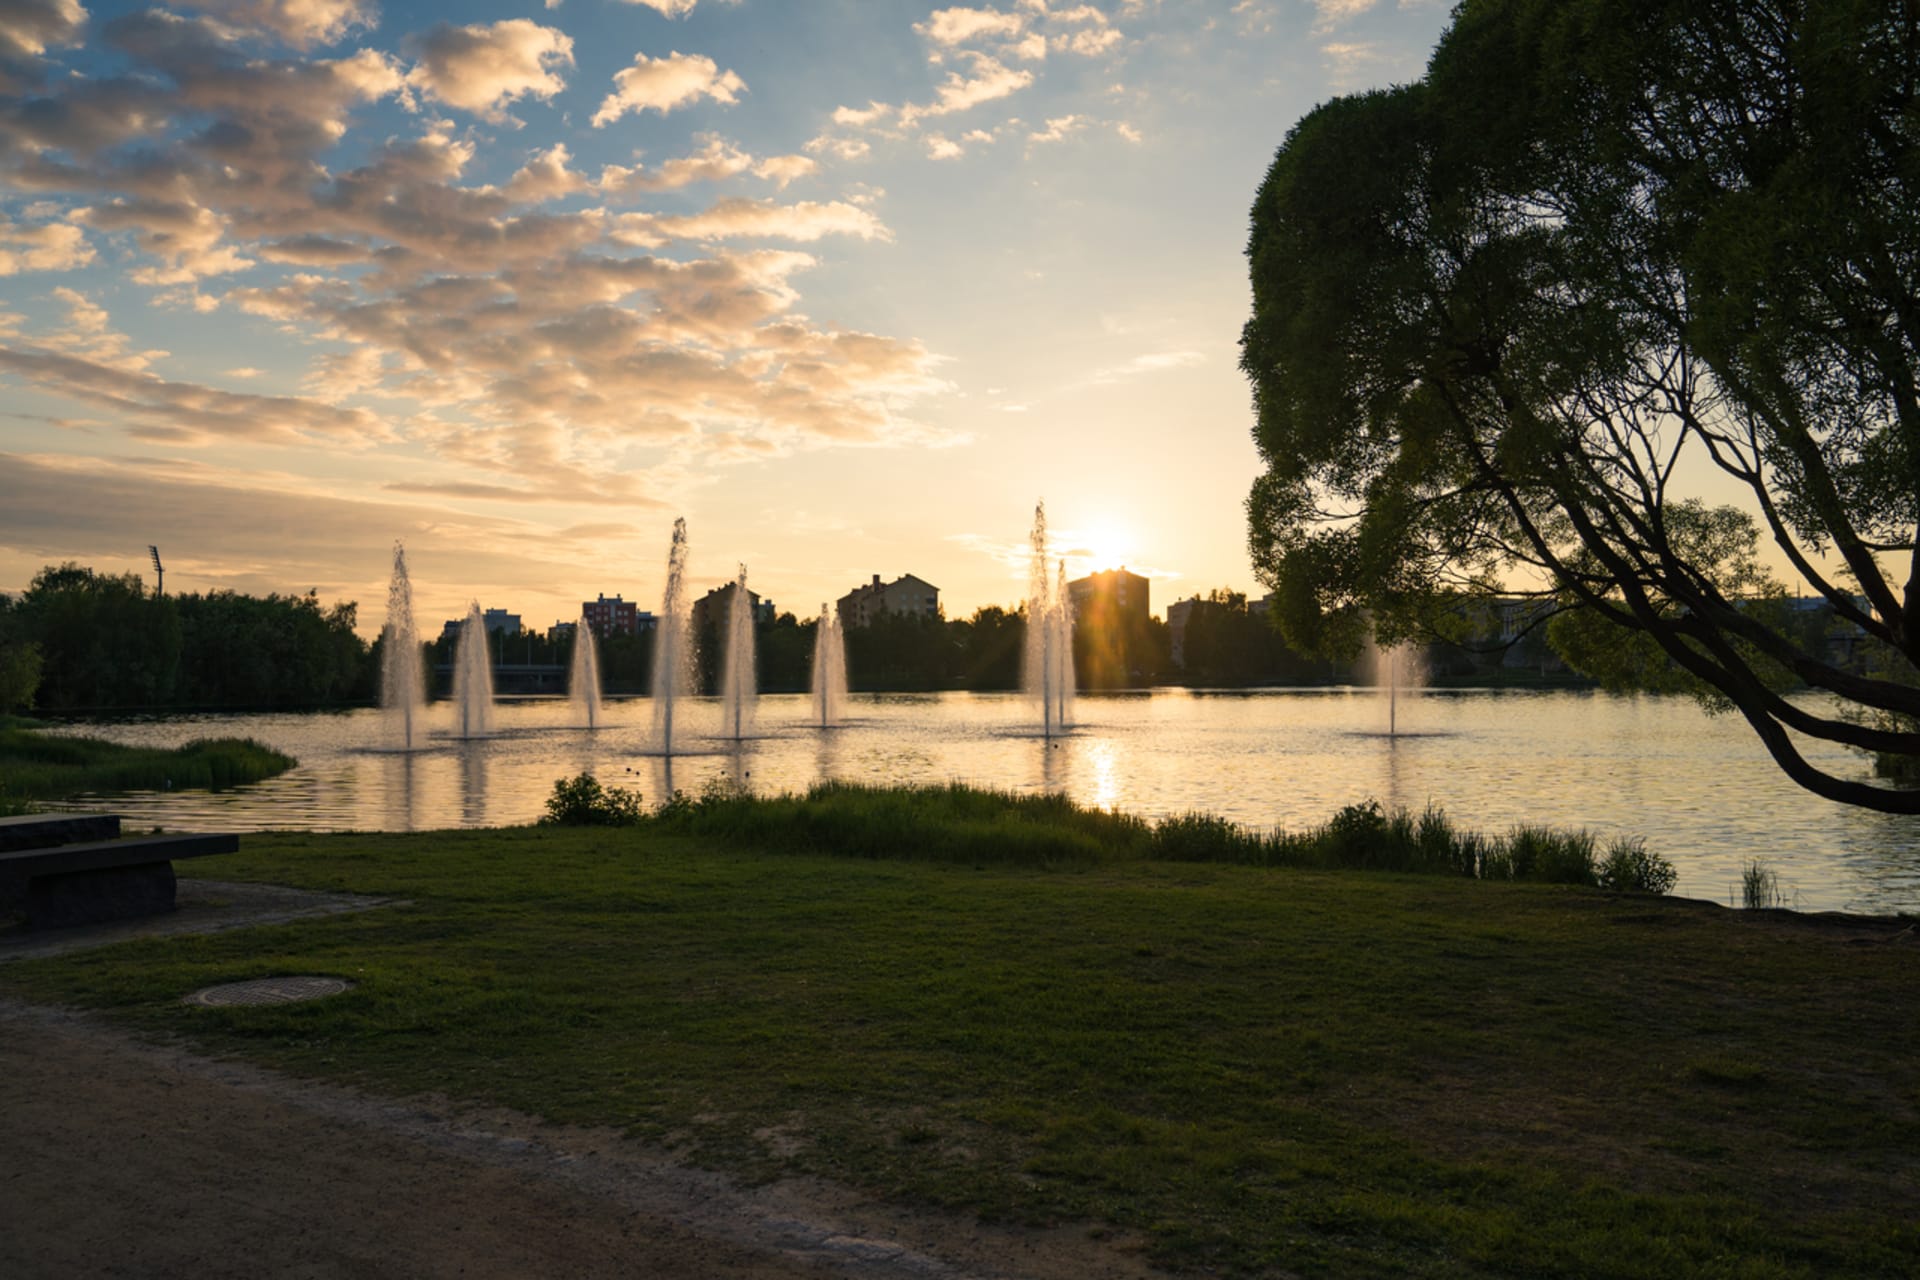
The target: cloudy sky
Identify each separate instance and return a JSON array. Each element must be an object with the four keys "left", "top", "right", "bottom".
[{"left": 0, "top": 0, "right": 1449, "bottom": 633}]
